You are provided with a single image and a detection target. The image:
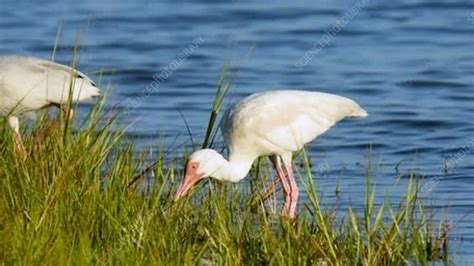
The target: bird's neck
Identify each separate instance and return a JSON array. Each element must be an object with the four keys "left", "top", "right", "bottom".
[{"left": 213, "top": 152, "right": 256, "bottom": 183}]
